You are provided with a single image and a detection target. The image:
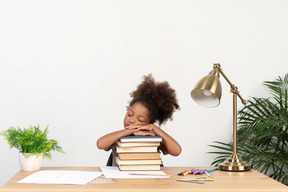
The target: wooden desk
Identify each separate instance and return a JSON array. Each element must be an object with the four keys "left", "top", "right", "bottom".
[{"left": 1, "top": 167, "right": 287, "bottom": 192}]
